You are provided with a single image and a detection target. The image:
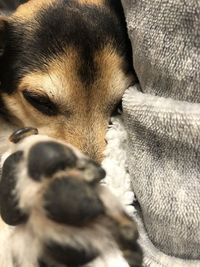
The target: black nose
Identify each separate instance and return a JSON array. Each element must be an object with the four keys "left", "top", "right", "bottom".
[{"left": 9, "top": 127, "right": 38, "bottom": 144}]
